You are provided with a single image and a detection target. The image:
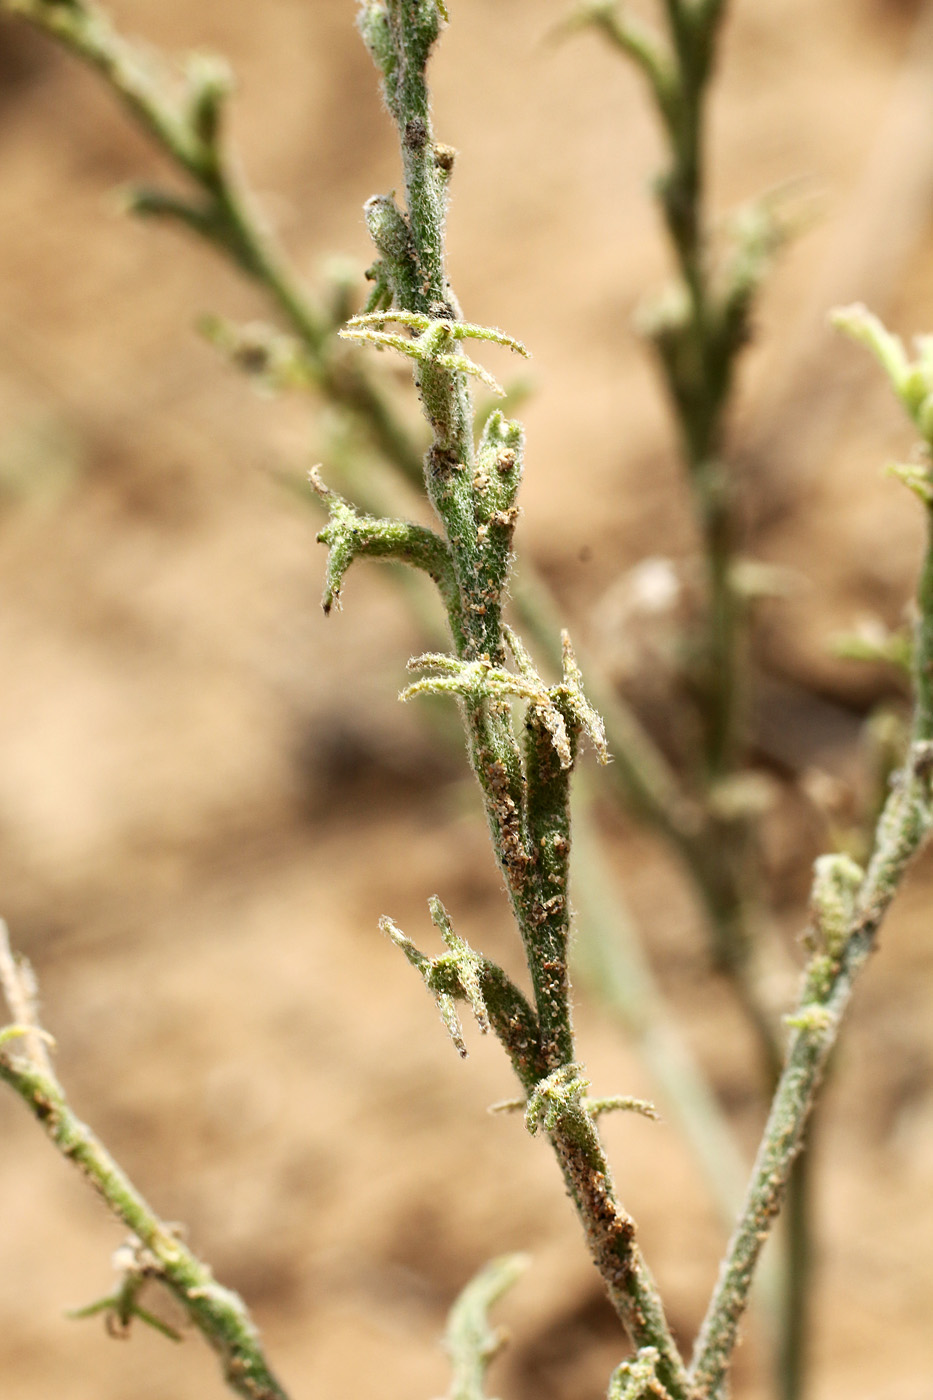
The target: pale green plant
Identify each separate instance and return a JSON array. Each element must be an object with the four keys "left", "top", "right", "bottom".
[
  {"left": 0, "top": 4, "right": 931, "bottom": 1400},
  {"left": 3, "top": 0, "right": 755, "bottom": 1280}
]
